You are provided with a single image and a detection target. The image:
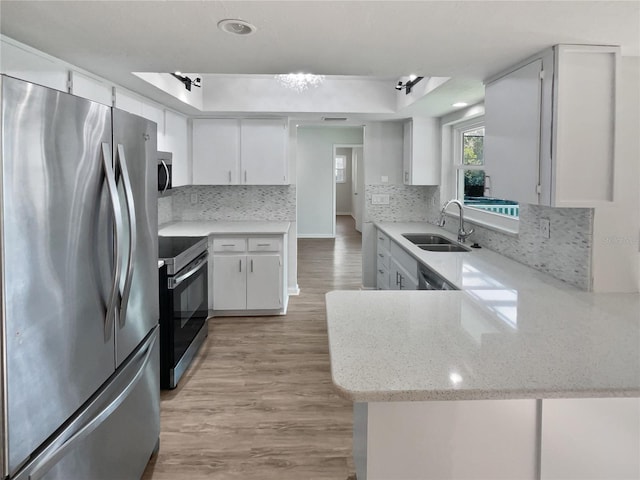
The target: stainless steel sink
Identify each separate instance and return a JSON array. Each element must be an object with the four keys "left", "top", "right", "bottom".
[
  {"left": 402, "top": 234, "right": 455, "bottom": 245},
  {"left": 418, "top": 244, "right": 471, "bottom": 252},
  {"left": 402, "top": 233, "right": 471, "bottom": 253}
]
